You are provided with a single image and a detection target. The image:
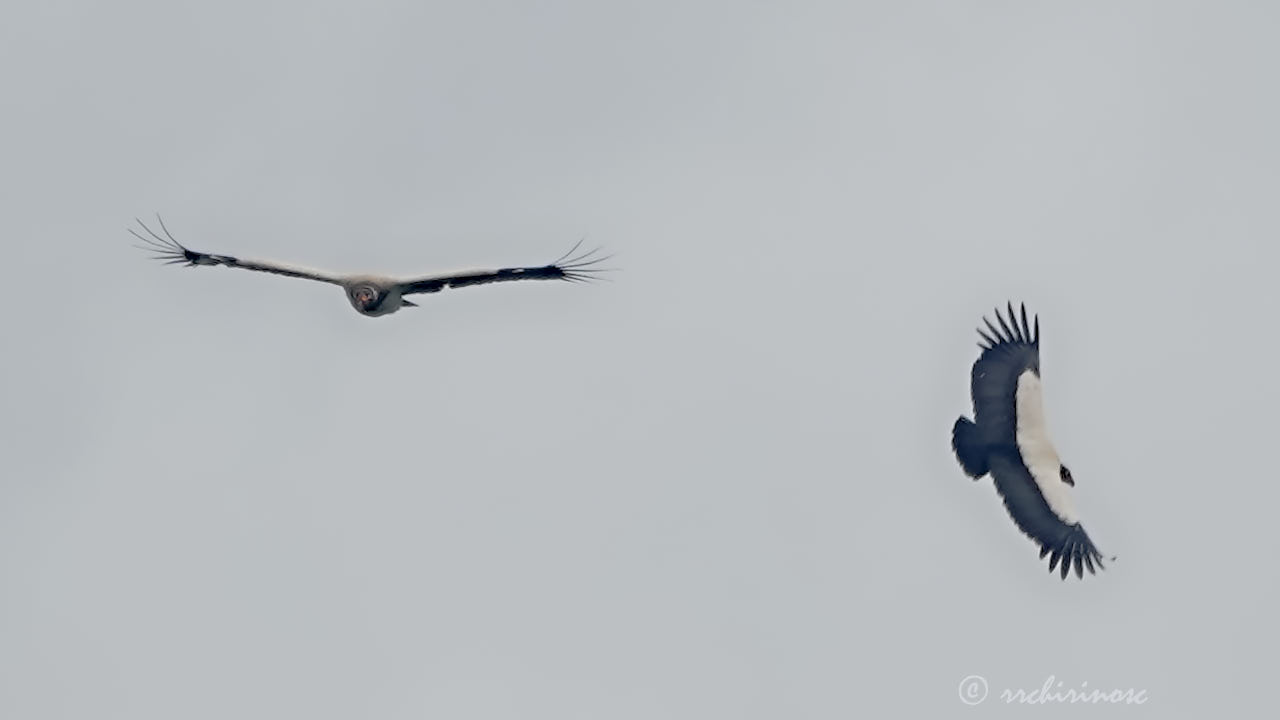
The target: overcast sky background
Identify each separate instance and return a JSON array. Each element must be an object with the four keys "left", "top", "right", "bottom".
[{"left": 3, "top": 1, "right": 1278, "bottom": 717}]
